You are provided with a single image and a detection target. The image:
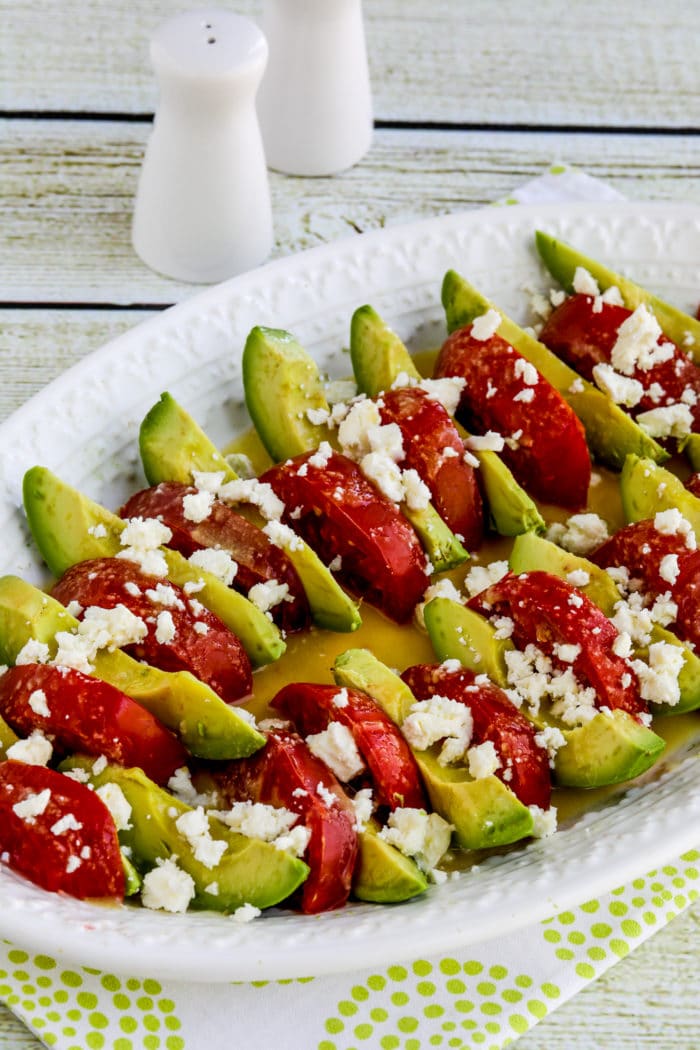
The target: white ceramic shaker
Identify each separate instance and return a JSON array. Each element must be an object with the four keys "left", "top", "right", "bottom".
[
  {"left": 256, "top": 0, "right": 373, "bottom": 176},
  {"left": 132, "top": 9, "right": 273, "bottom": 283}
]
